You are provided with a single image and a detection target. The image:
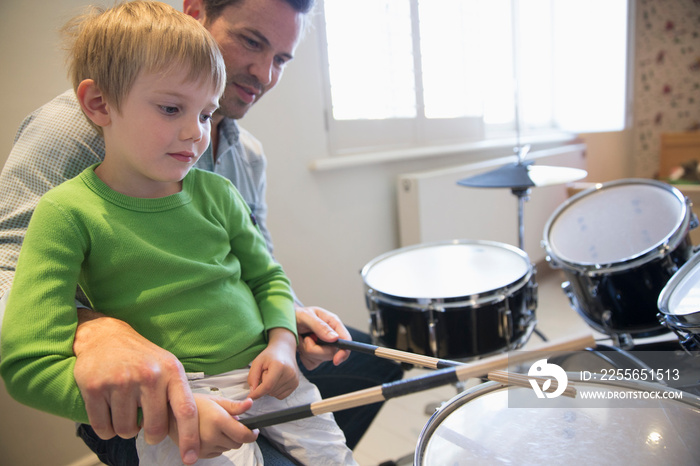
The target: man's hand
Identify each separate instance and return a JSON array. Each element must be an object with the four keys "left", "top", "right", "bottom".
[
  {"left": 73, "top": 308, "right": 200, "bottom": 465},
  {"left": 295, "top": 306, "right": 351, "bottom": 370}
]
